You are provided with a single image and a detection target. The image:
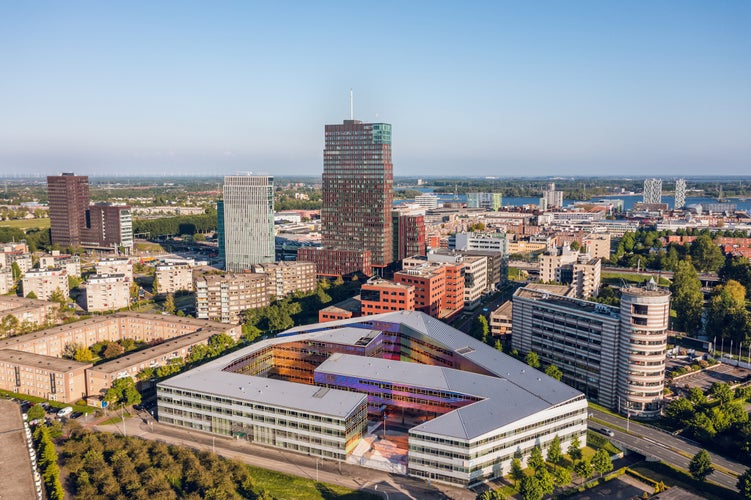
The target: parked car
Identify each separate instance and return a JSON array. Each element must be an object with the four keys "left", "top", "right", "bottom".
[{"left": 57, "top": 407, "right": 73, "bottom": 418}]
